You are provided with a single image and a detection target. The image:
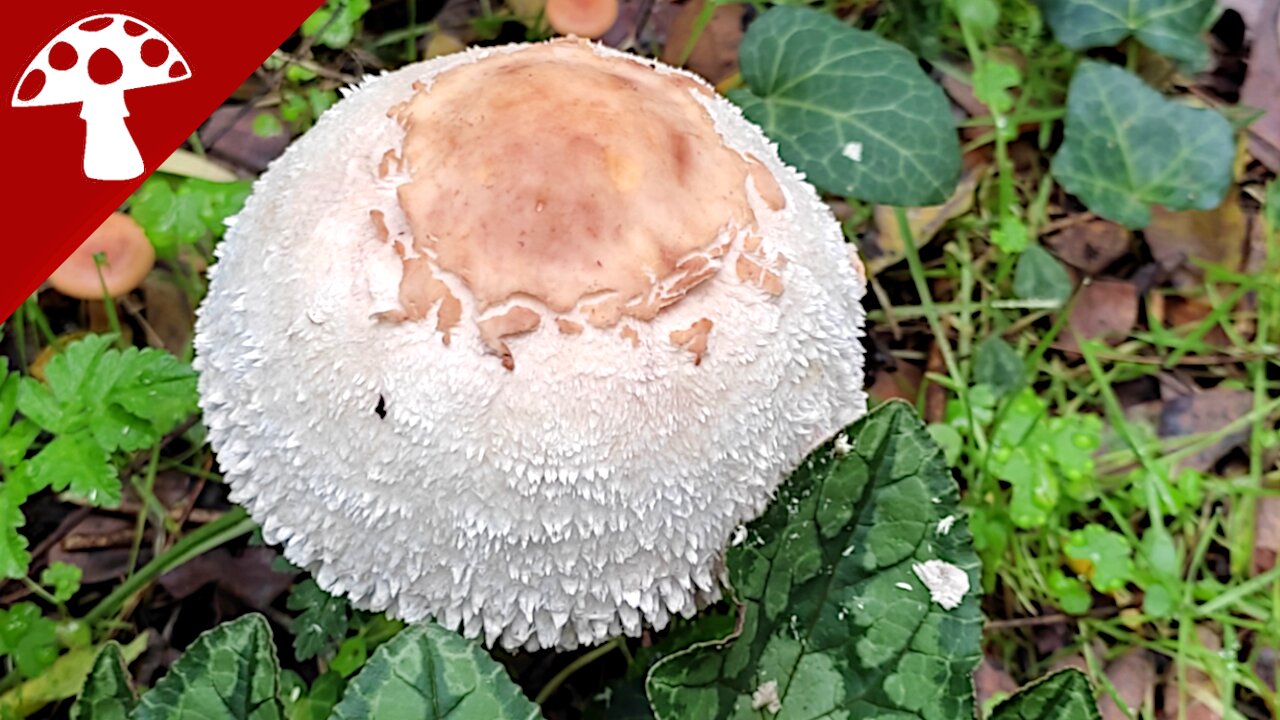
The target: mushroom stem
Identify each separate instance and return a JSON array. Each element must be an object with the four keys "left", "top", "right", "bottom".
[{"left": 80, "top": 95, "right": 143, "bottom": 181}]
